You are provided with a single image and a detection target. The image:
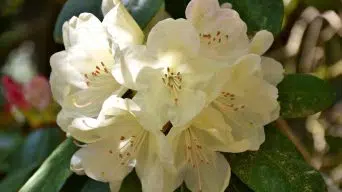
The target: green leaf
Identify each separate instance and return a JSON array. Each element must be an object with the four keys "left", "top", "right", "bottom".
[
  {"left": 227, "top": 173, "right": 254, "bottom": 192},
  {"left": 123, "top": 0, "right": 163, "bottom": 29},
  {"left": 0, "top": 164, "right": 38, "bottom": 192},
  {"left": 119, "top": 171, "right": 141, "bottom": 192},
  {"left": 278, "top": 74, "right": 336, "bottom": 118},
  {"left": 53, "top": 0, "right": 163, "bottom": 44},
  {"left": 20, "top": 138, "right": 78, "bottom": 192},
  {"left": 0, "top": 131, "right": 23, "bottom": 172},
  {"left": 0, "top": 128, "right": 62, "bottom": 192},
  {"left": 7, "top": 128, "right": 63, "bottom": 171},
  {"left": 226, "top": 126, "right": 326, "bottom": 192},
  {"left": 165, "top": 0, "right": 284, "bottom": 35},
  {"left": 81, "top": 179, "right": 110, "bottom": 192}
]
